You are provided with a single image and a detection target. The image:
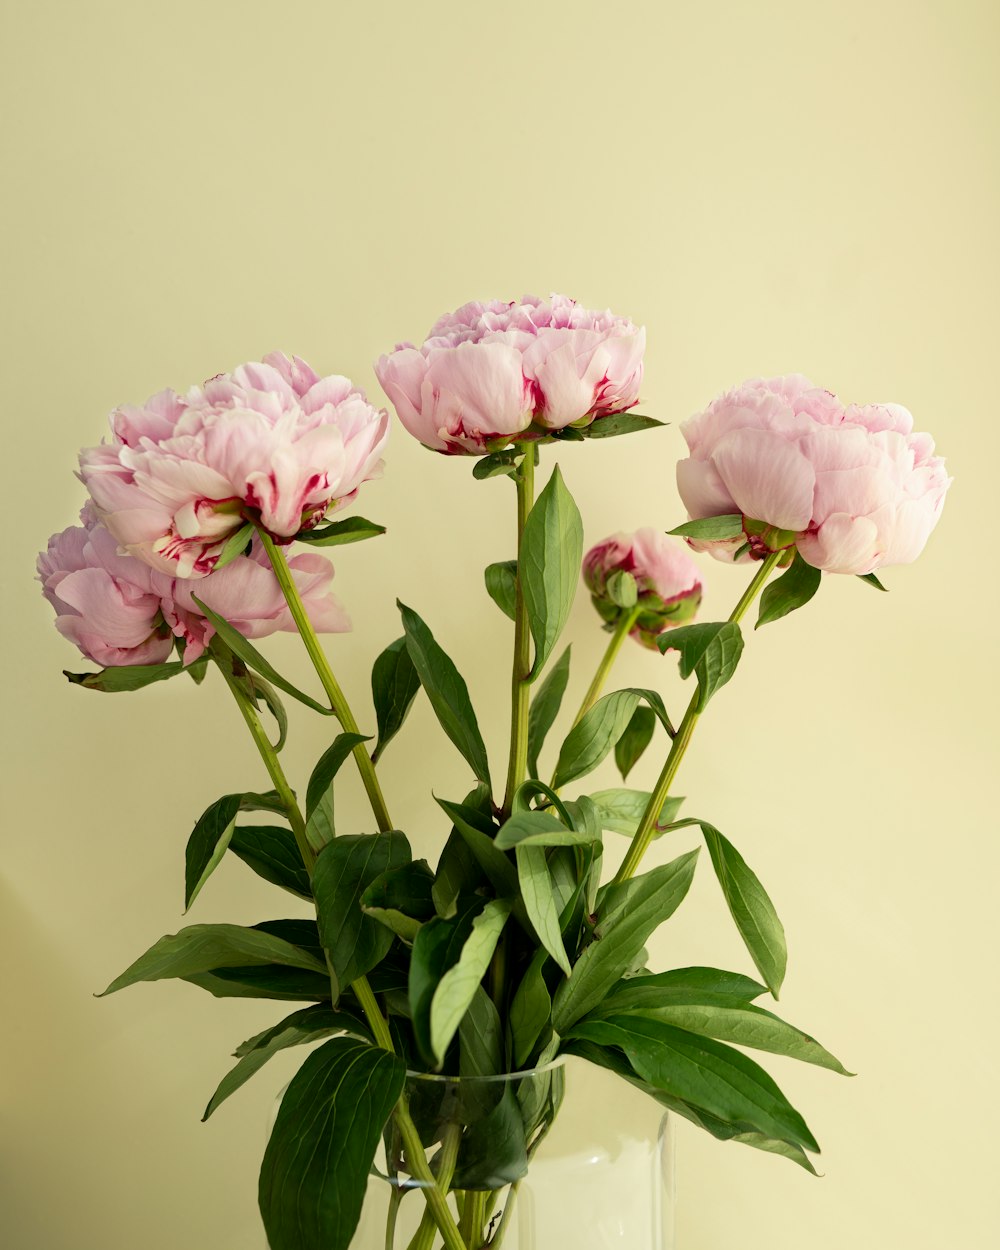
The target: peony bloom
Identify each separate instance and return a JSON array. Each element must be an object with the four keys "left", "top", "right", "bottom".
[
  {"left": 676, "top": 375, "right": 950, "bottom": 575},
  {"left": 79, "top": 353, "right": 389, "bottom": 578},
  {"left": 375, "top": 294, "right": 645, "bottom": 454},
  {"left": 584, "top": 528, "right": 703, "bottom": 649},
  {"left": 38, "top": 507, "right": 349, "bottom": 668}
]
